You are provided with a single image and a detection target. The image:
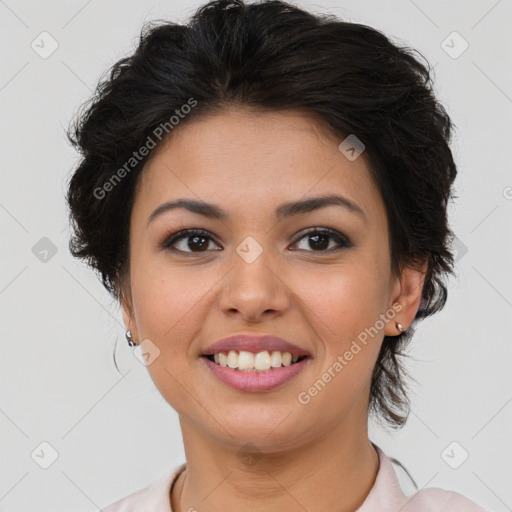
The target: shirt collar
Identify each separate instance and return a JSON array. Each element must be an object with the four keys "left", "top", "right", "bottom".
[{"left": 357, "top": 443, "right": 408, "bottom": 510}]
